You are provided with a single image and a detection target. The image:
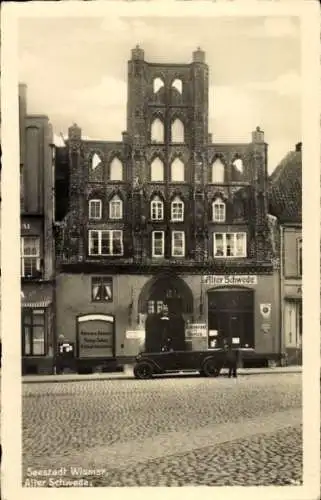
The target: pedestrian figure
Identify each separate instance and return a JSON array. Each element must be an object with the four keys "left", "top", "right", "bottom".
[{"left": 224, "top": 341, "right": 238, "bottom": 378}]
